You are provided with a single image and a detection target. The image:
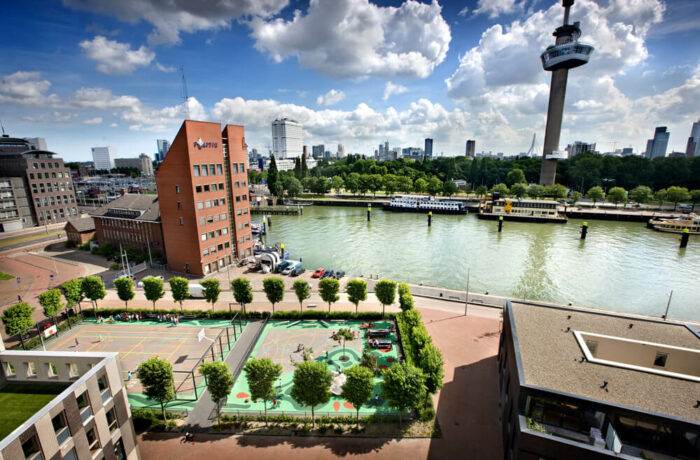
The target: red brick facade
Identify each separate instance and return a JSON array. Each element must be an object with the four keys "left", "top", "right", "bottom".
[{"left": 156, "top": 121, "right": 253, "bottom": 276}]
